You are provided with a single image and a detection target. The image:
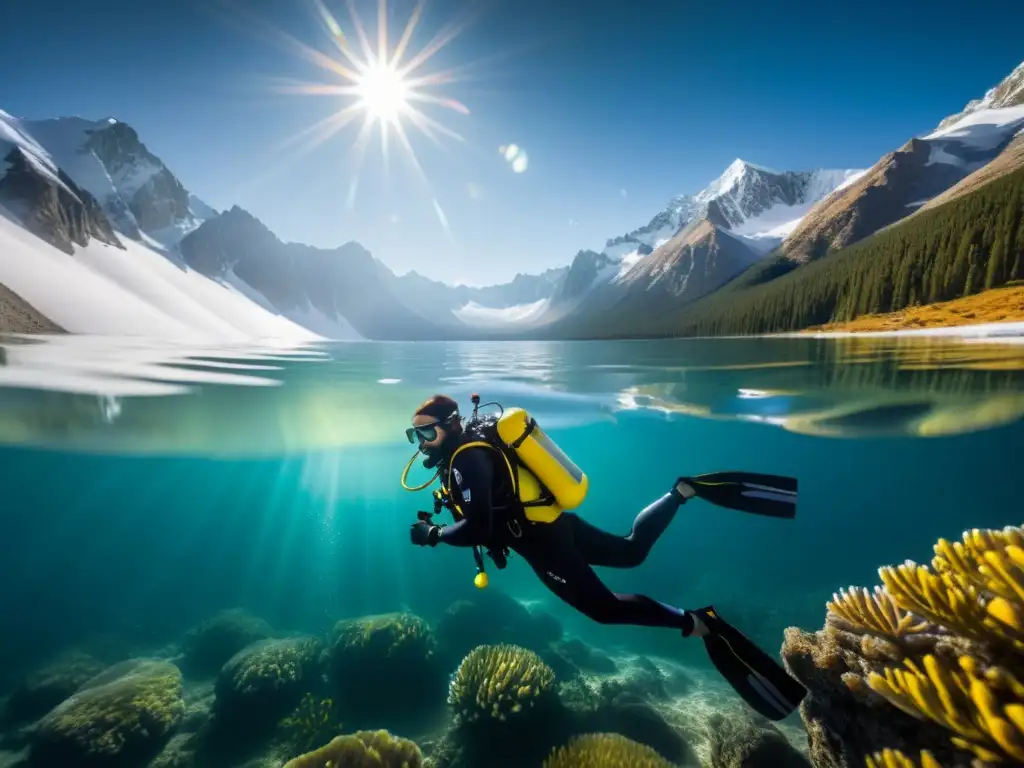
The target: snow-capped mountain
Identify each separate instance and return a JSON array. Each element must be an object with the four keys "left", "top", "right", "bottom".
[
  {"left": 0, "top": 112, "right": 320, "bottom": 340},
  {"left": 780, "top": 61, "right": 1024, "bottom": 264},
  {"left": 6, "top": 114, "right": 216, "bottom": 248},
  {"left": 387, "top": 266, "right": 569, "bottom": 328},
  {"left": 935, "top": 61, "right": 1024, "bottom": 131},
  {"left": 544, "top": 159, "right": 865, "bottom": 320},
  {"left": 178, "top": 207, "right": 447, "bottom": 340}
]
